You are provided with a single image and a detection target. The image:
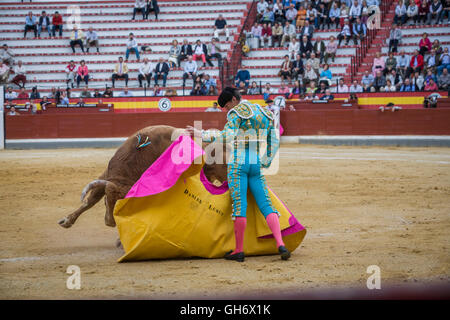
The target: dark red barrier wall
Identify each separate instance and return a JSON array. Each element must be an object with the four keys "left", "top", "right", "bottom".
[{"left": 5, "top": 109, "right": 450, "bottom": 139}]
